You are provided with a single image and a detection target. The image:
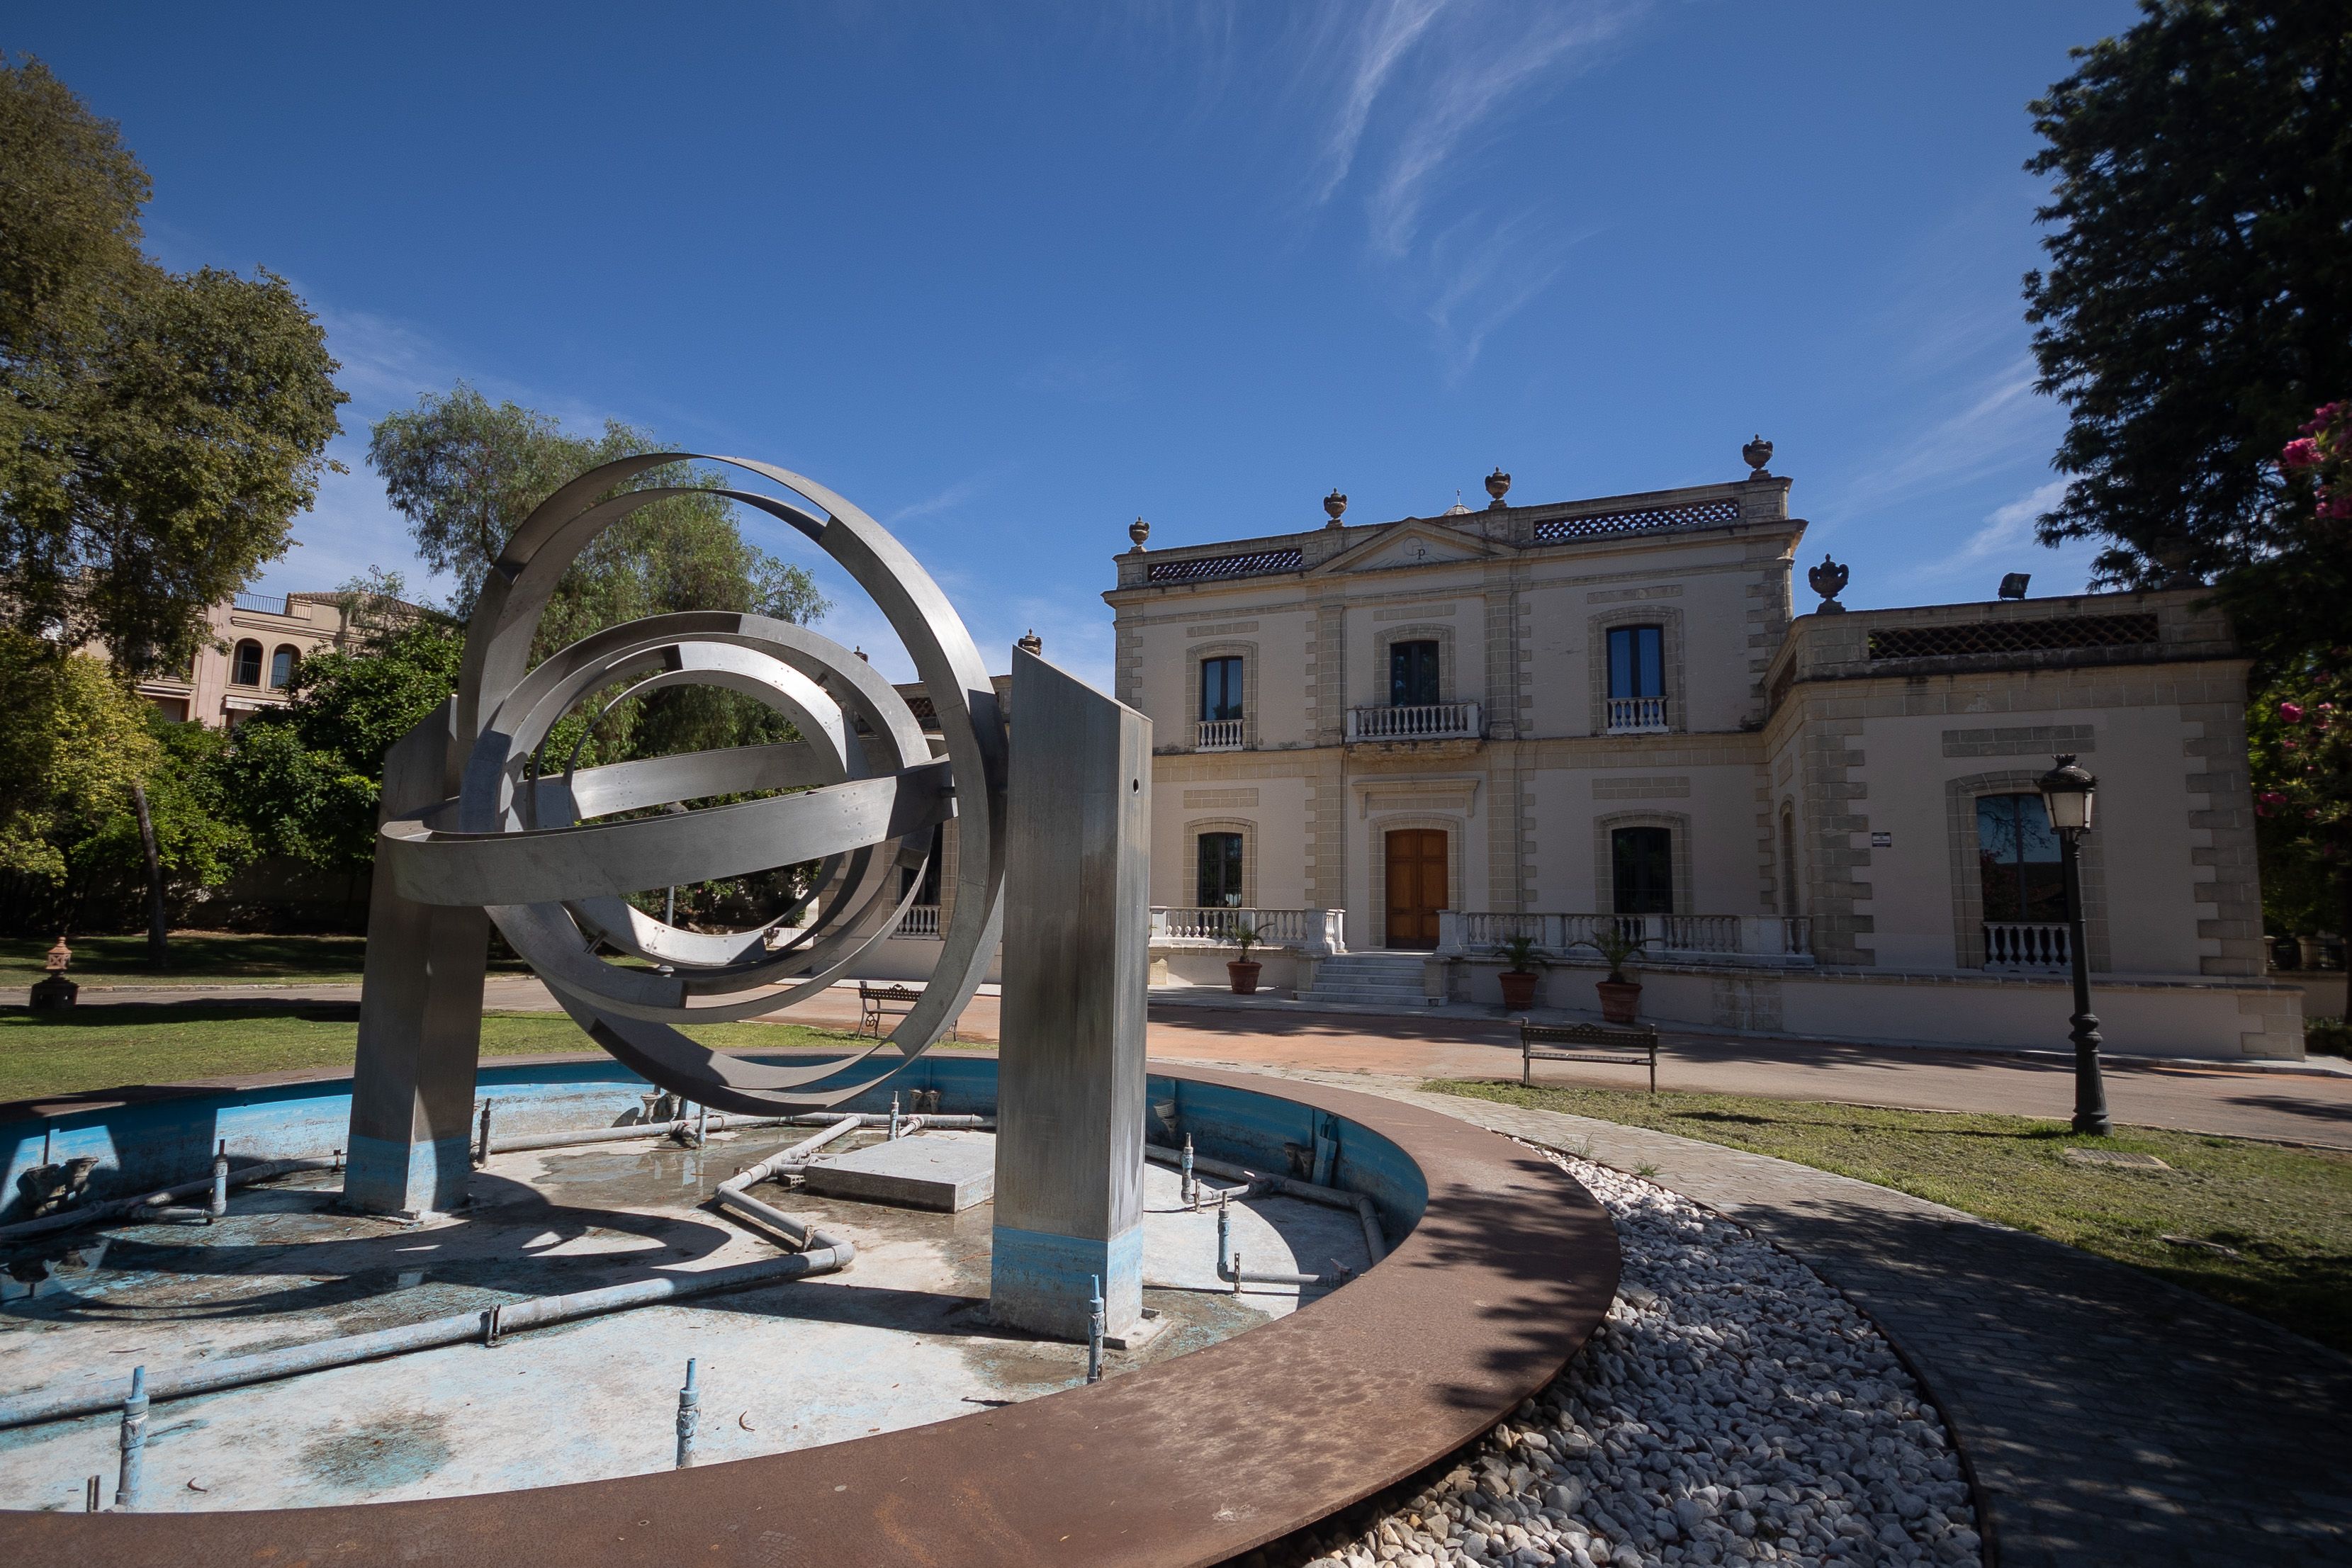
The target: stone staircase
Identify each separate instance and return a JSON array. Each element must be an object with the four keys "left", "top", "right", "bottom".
[{"left": 1303, "top": 951, "right": 1431, "bottom": 1009}]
